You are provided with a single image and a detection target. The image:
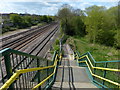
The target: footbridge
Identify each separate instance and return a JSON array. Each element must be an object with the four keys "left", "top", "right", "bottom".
[{"left": 0, "top": 45, "right": 120, "bottom": 89}]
